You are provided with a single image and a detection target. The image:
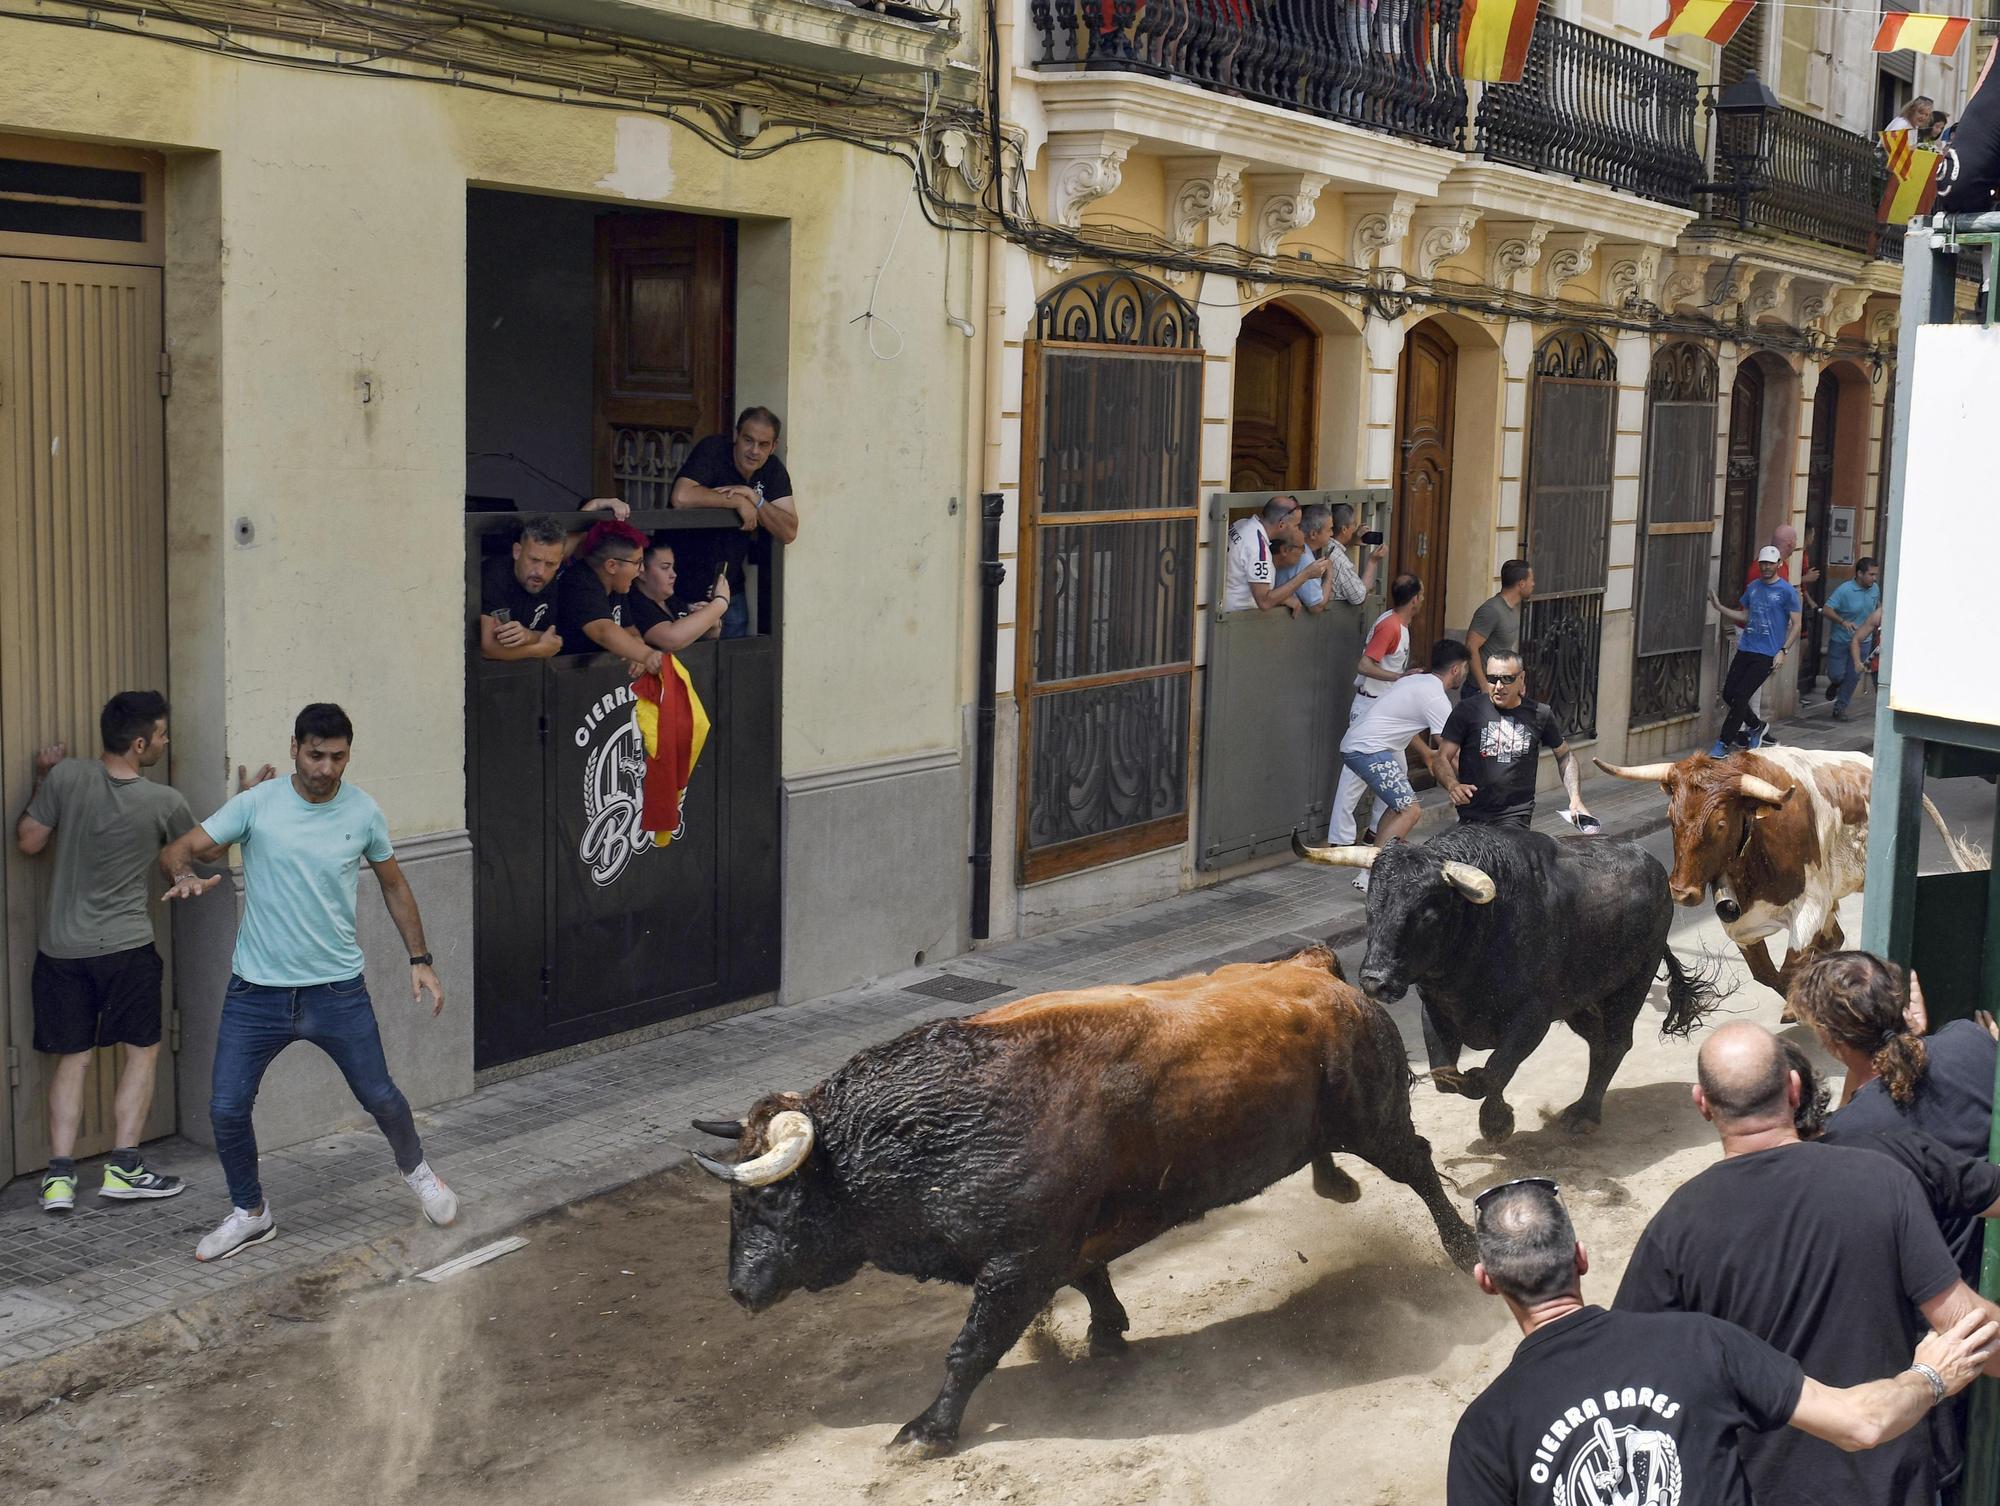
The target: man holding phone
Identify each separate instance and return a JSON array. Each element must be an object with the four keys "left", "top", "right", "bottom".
[{"left": 1324, "top": 502, "right": 1386, "bottom": 607}]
